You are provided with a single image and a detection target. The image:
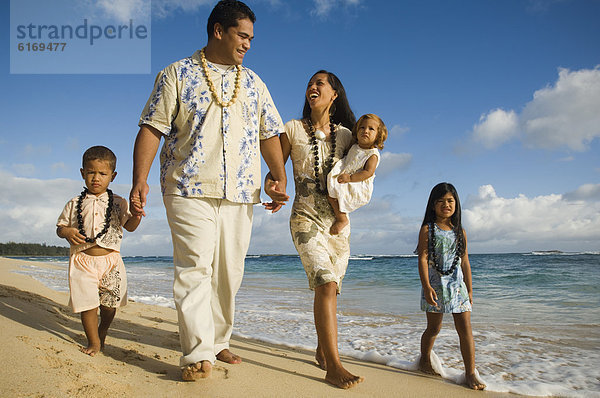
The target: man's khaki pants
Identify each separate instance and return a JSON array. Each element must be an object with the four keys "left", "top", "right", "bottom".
[{"left": 163, "top": 195, "right": 253, "bottom": 366}]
